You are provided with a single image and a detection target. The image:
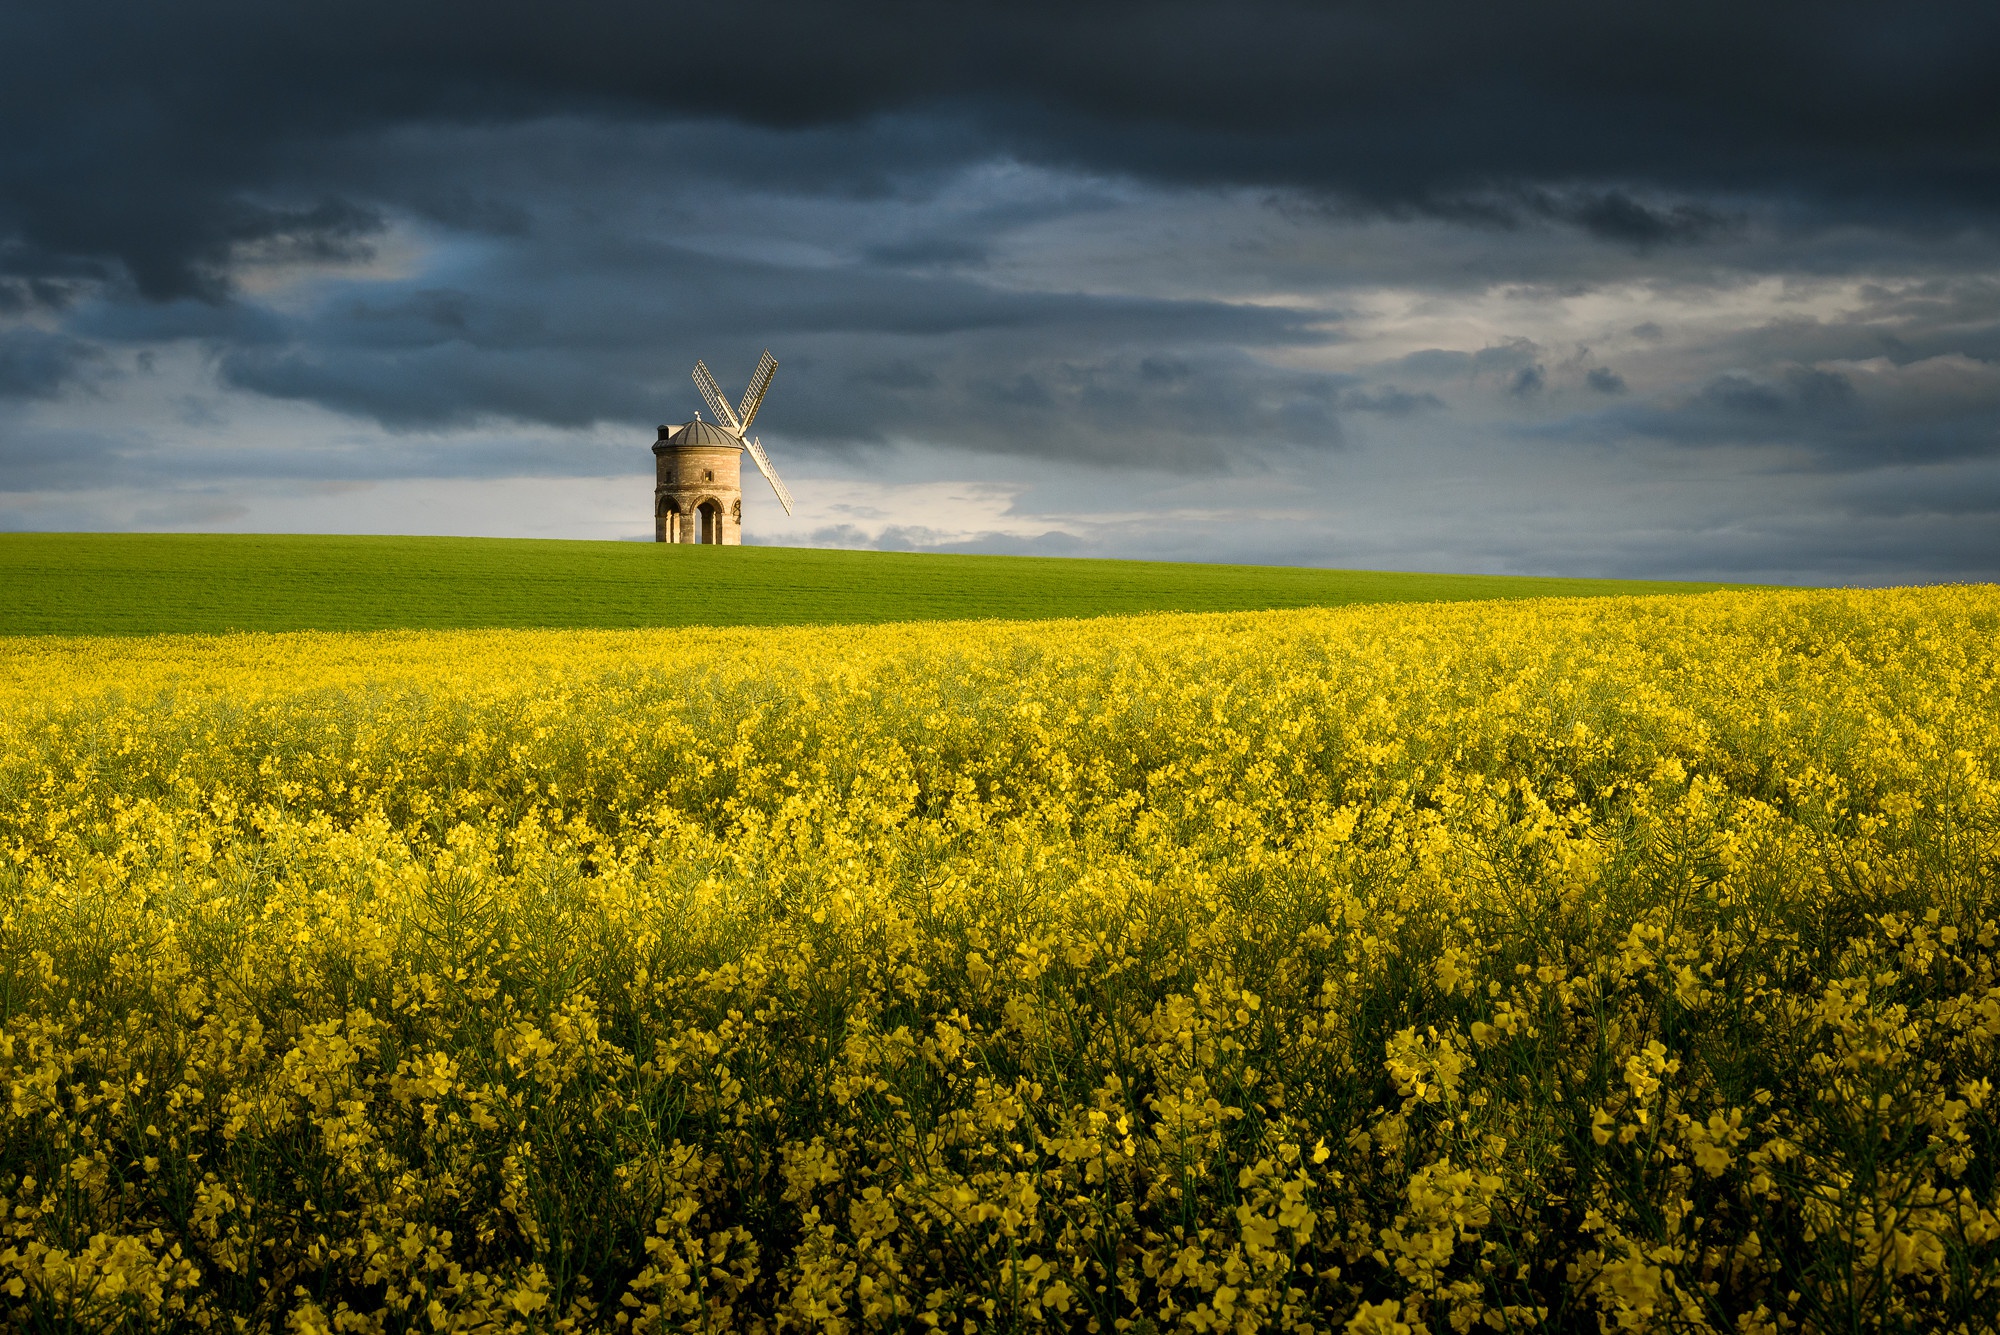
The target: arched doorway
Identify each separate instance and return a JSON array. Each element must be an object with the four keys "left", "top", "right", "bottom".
[{"left": 698, "top": 499, "right": 722, "bottom": 544}]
